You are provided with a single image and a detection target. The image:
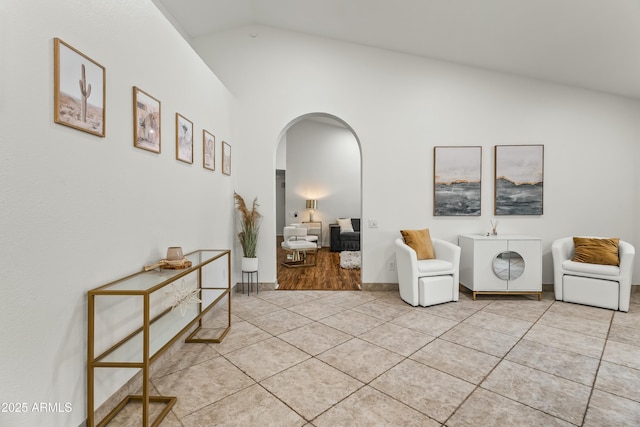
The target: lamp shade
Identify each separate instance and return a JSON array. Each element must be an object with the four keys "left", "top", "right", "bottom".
[{"left": 305, "top": 199, "right": 317, "bottom": 209}]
